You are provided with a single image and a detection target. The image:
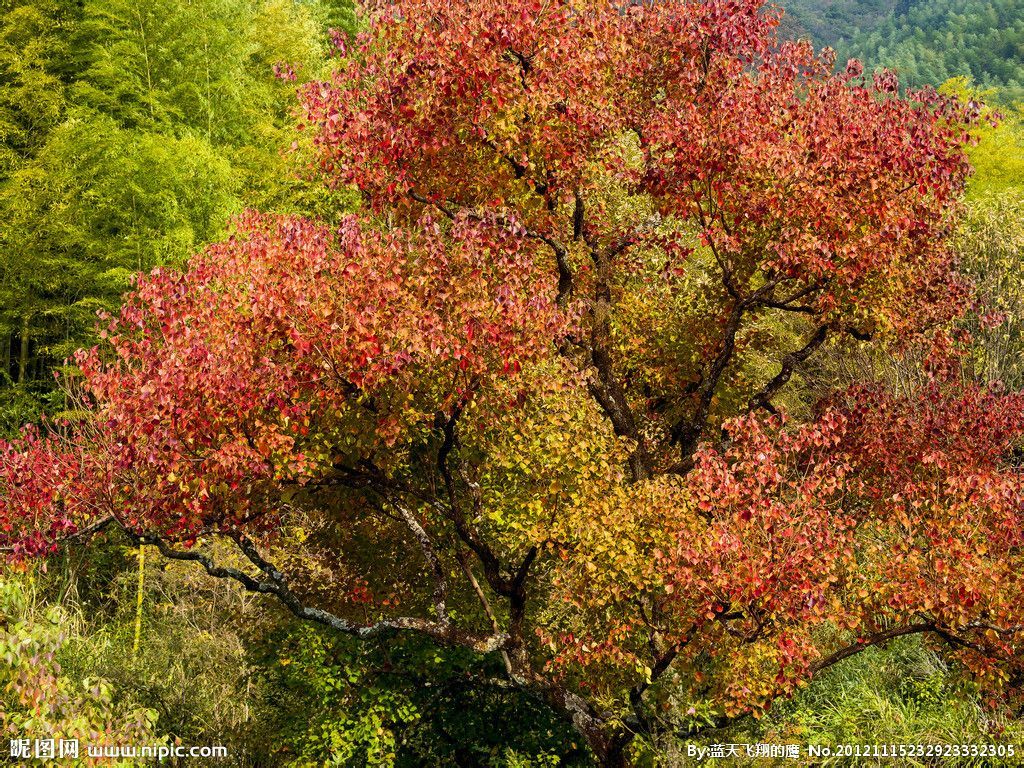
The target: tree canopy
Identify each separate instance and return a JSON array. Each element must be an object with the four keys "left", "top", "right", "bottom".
[
  {"left": 0, "top": 0, "right": 348, "bottom": 432},
  {"left": 840, "top": 0, "right": 1024, "bottom": 99},
  {"left": 2, "top": 0, "right": 1023, "bottom": 765}
]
